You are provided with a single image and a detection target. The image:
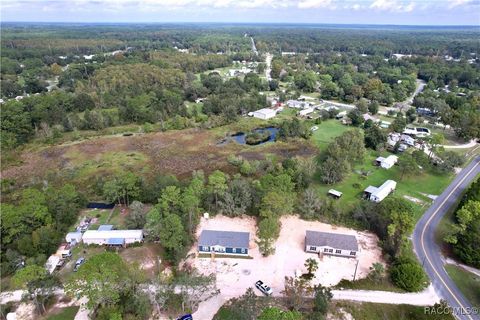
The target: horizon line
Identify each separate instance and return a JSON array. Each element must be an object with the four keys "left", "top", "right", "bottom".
[{"left": 2, "top": 21, "right": 480, "bottom": 27}]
